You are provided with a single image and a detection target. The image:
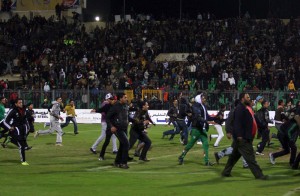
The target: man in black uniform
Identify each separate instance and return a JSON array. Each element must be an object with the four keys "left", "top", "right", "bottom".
[
  {"left": 129, "top": 101, "right": 154, "bottom": 161},
  {"left": 269, "top": 114, "right": 300, "bottom": 167},
  {"left": 25, "top": 102, "right": 35, "bottom": 137},
  {"left": 221, "top": 93, "right": 267, "bottom": 179},
  {"left": 3, "top": 98, "right": 31, "bottom": 165},
  {"left": 162, "top": 99, "right": 180, "bottom": 140},
  {"left": 255, "top": 100, "right": 273, "bottom": 155},
  {"left": 106, "top": 92, "right": 130, "bottom": 169},
  {"left": 175, "top": 97, "right": 191, "bottom": 145}
]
